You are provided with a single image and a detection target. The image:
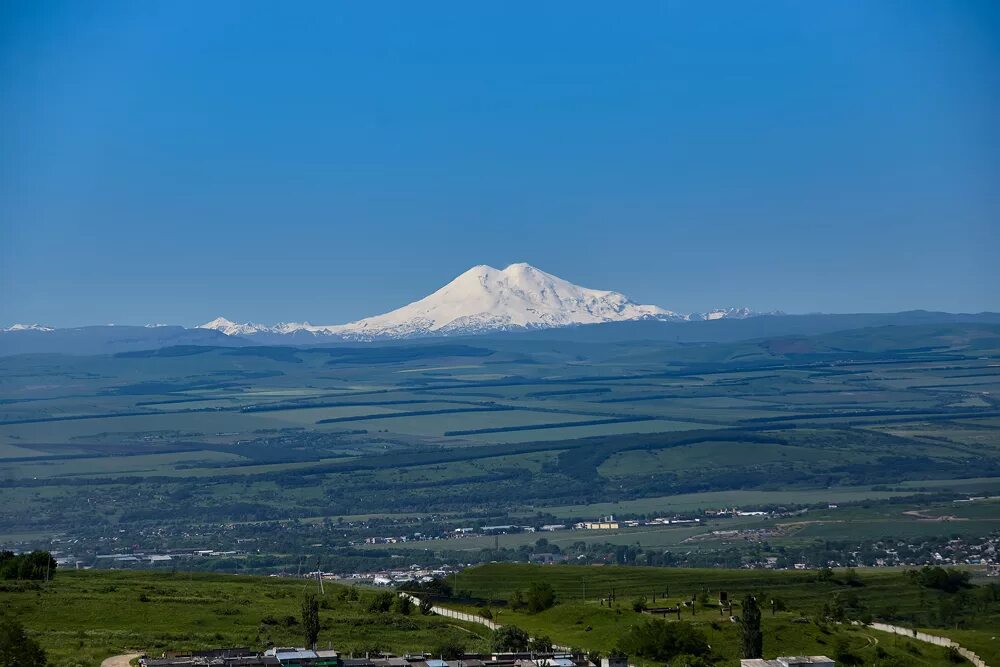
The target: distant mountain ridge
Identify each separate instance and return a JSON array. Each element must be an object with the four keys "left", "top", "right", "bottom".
[
  {"left": 5, "top": 264, "right": 1000, "bottom": 355},
  {"left": 197, "top": 263, "right": 768, "bottom": 341},
  {"left": 0, "top": 325, "right": 244, "bottom": 356},
  {"left": 2, "top": 323, "right": 55, "bottom": 332},
  {"left": 4, "top": 311, "right": 1000, "bottom": 356}
]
